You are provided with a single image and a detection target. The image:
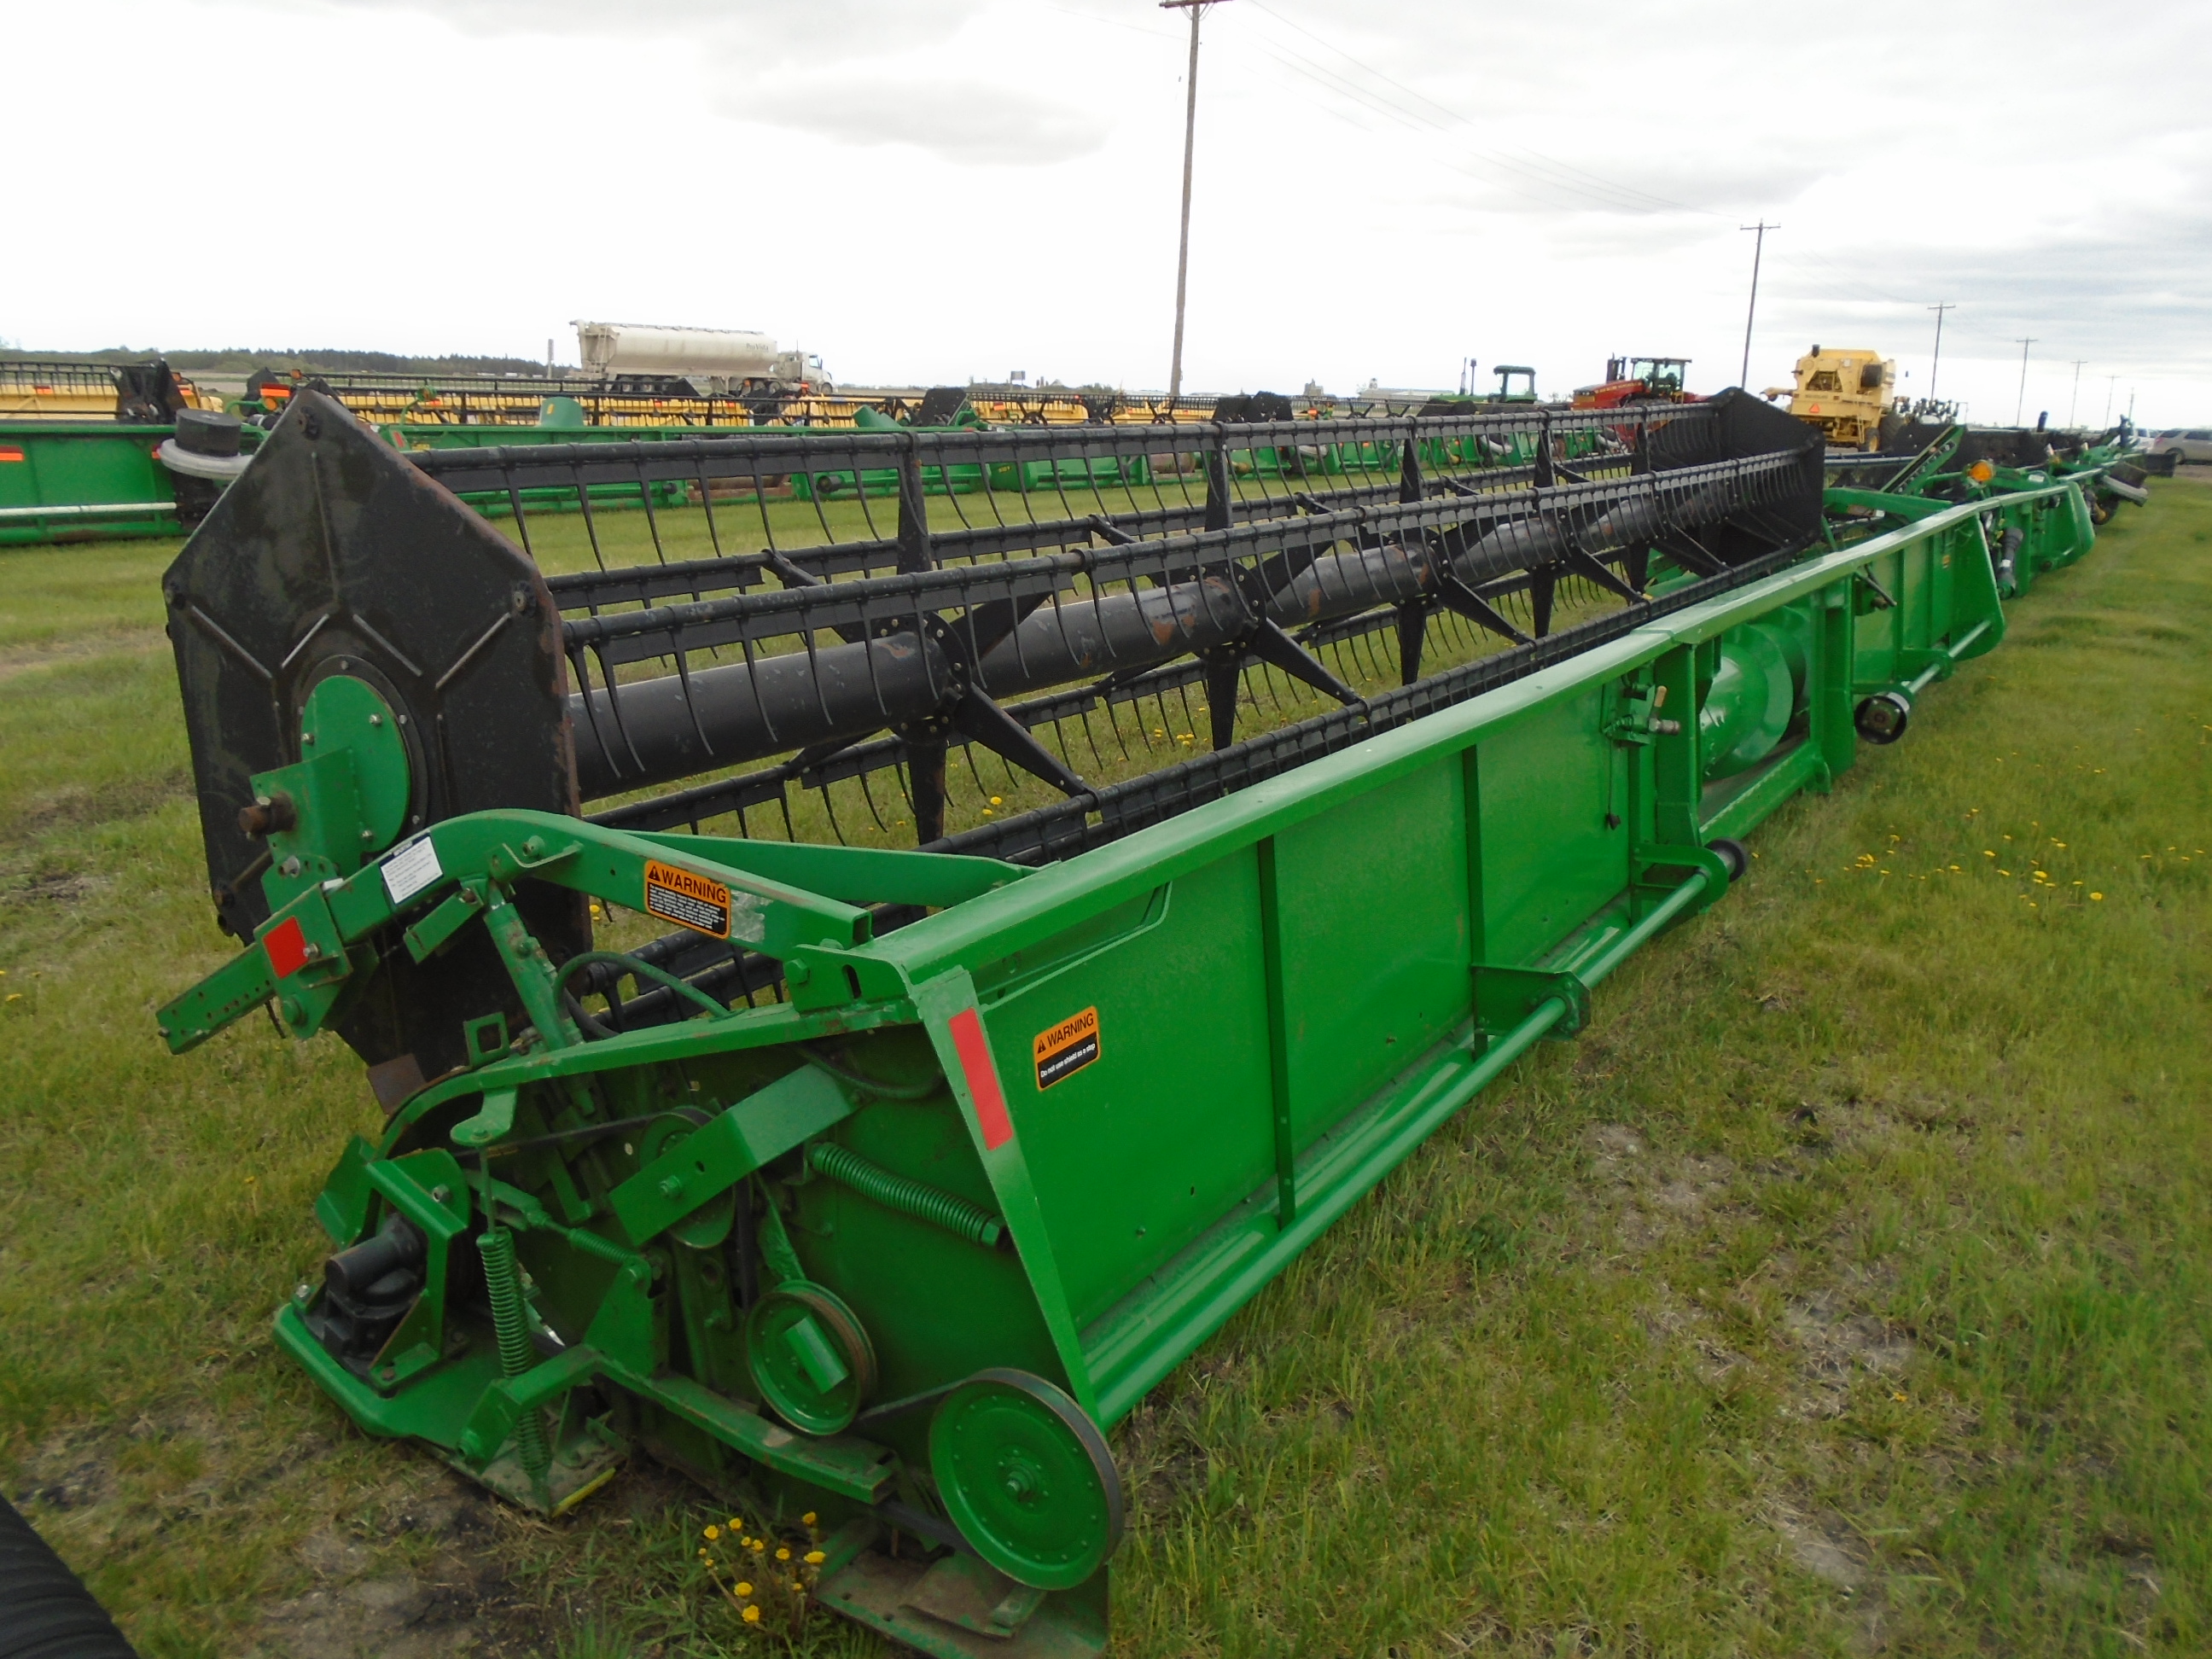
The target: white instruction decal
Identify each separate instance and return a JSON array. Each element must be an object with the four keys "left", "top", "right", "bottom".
[{"left": 381, "top": 835, "right": 443, "bottom": 905}]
